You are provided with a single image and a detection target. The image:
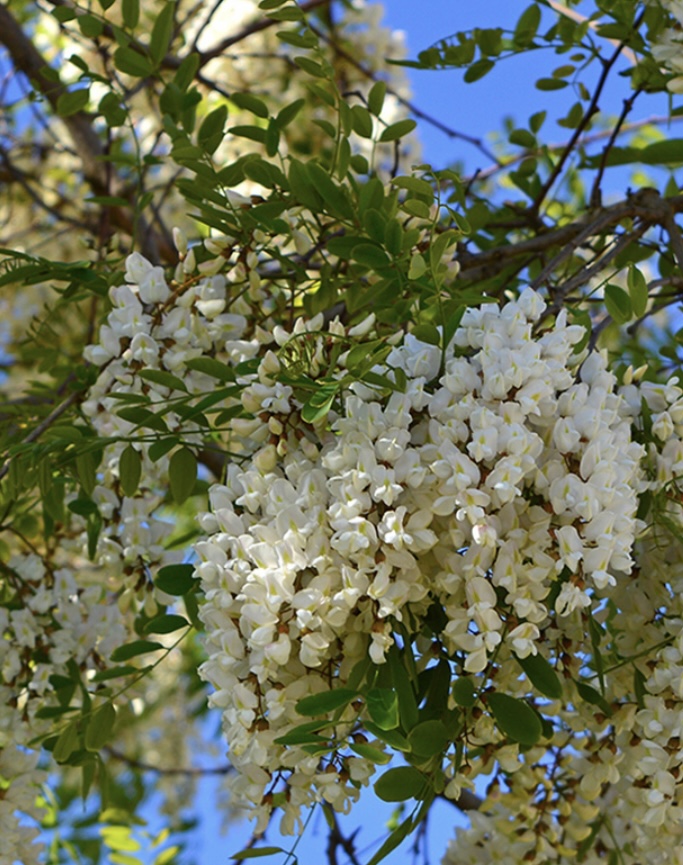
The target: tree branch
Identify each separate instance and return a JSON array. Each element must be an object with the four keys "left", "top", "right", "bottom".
[
  {"left": 459, "top": 189, "right": 683, "bottom": 287},
  {"left": 105, "top": 746, "right": 233, "bottom": 777},
  {"left": 0, "top": 391, "right": 81, "bottom": 481},
  {"left": 0, "top": 3, "right": 173, "bottom": 262},
  {"left": 531, "top": 7, "right": 646, "bottom": 215}
]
